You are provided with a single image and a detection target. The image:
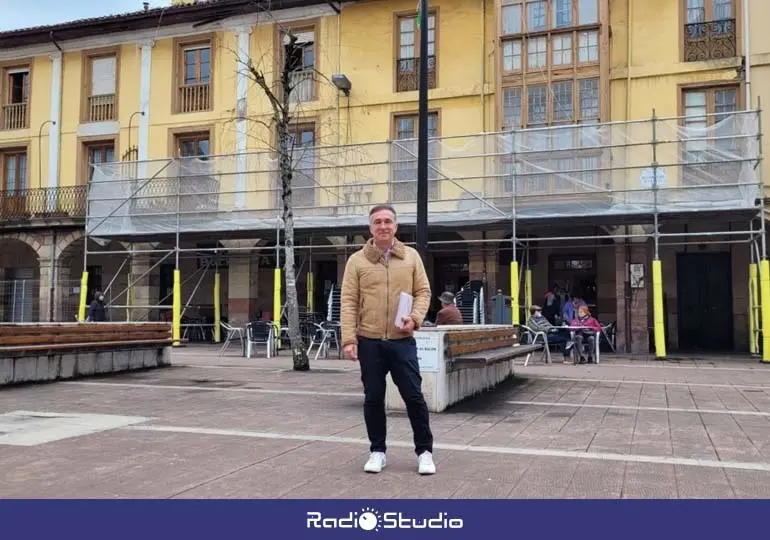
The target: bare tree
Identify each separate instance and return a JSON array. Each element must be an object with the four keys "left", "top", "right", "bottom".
[{"left": 244, "top": 33, "right": 310, "bottom": 371}]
